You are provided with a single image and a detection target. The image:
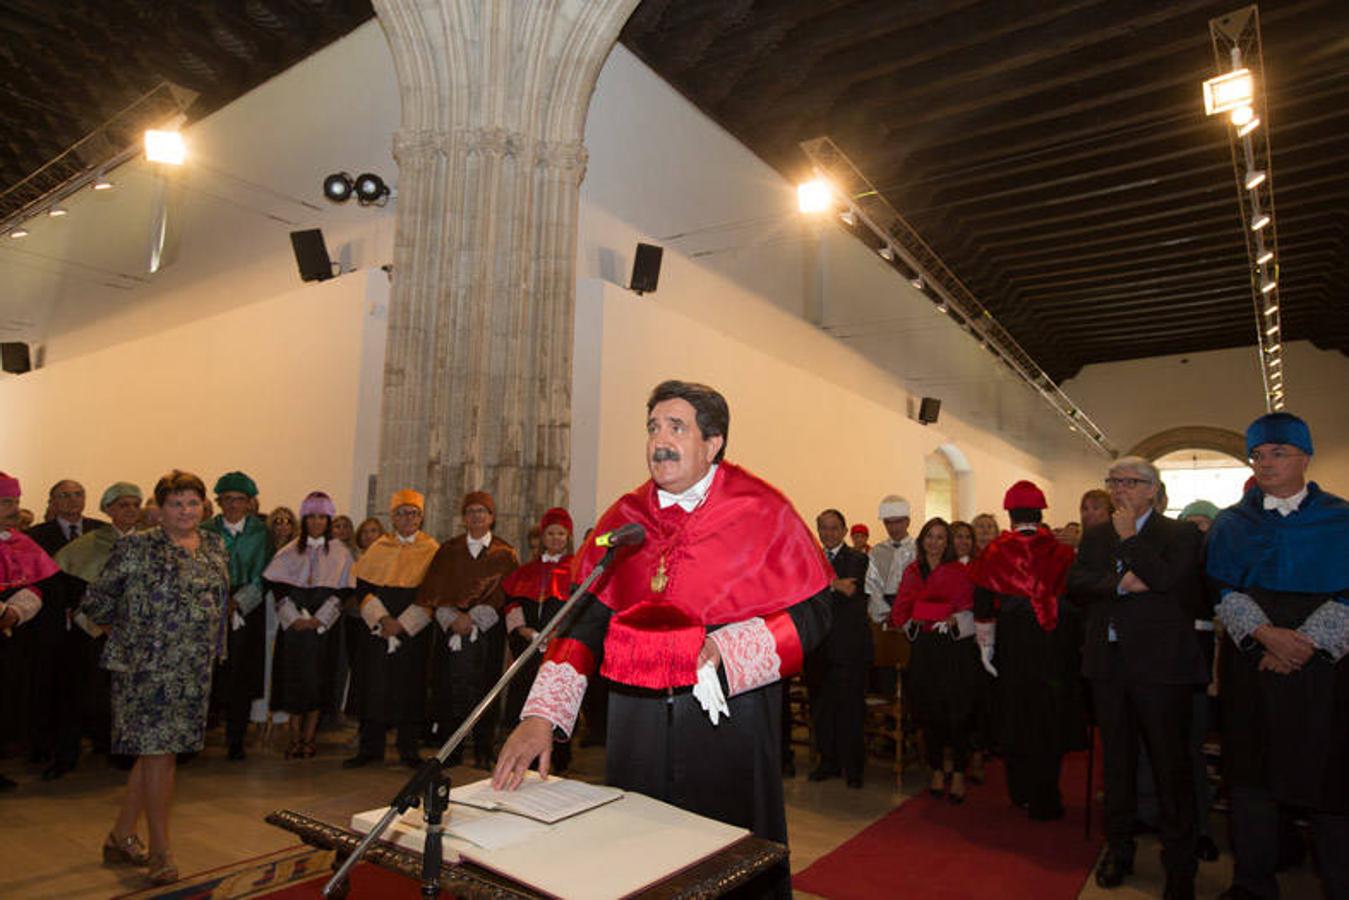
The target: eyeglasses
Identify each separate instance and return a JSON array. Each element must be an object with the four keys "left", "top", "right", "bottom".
[
  {"left": 1104, "top": 477, "right": 1152, "bottom": 489},
  {"left": 53, "top": 491, "right": 85, "bottom": 500},
  {"left": 1249, "top": 447, "right": 1302, "bottom": 463},
  {"left": 391, "top": 509, "right": 421, "bottom": 519}
]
